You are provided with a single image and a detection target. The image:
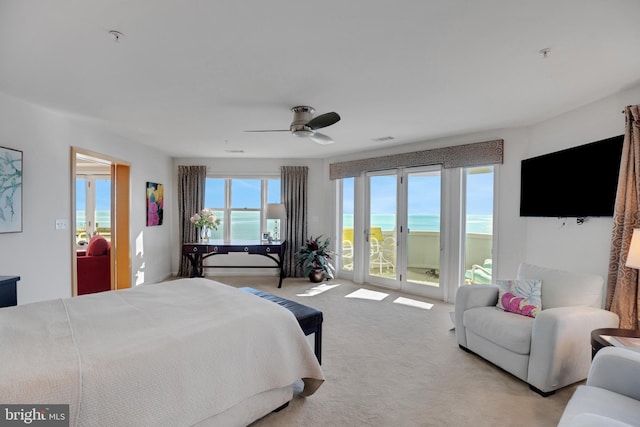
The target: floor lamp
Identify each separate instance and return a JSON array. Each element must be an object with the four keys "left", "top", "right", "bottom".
[{"left": 266, "top": 203, "right": 286, "bottom": 242}]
